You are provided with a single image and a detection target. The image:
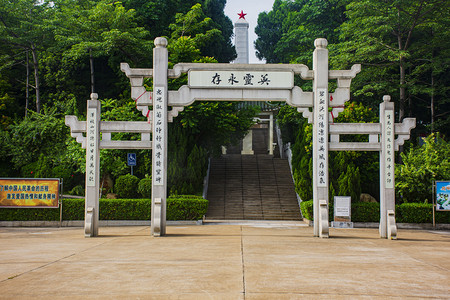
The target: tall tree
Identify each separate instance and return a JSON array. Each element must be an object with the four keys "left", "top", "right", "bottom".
[
  {"left": 0, "top": 0, "right": 54, "bottom": 113},
  {"left": 336, "top": 0, "right": 448, "bottom": 126},
  {"left": 255, "top": 0, "right": 348, "bottom": 64}
]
